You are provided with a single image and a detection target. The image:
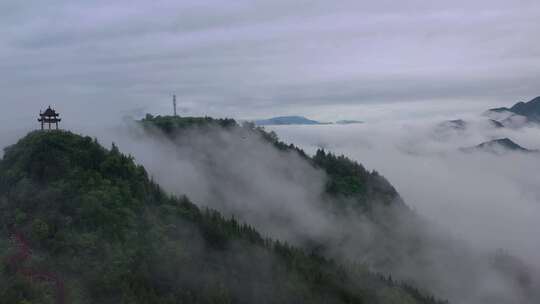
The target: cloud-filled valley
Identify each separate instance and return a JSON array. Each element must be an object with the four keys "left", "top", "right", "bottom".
[
  {"left": 2, "top": 96, "right": 539, "bottom": 303},
  {"left": 269, "top": 116, "right": 540, "bottom": 262},
  {"left": 2, "top": 1, "right": 540, "bottom": 302},
  {"left": 68, "top": 107, "right": 540, "bottom": 303}
]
